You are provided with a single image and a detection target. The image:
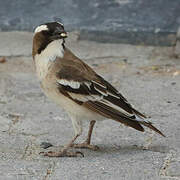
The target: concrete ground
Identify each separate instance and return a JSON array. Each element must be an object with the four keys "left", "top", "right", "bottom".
[{"left": 0, "top": 32, "right": 180, "bottom": 180}]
